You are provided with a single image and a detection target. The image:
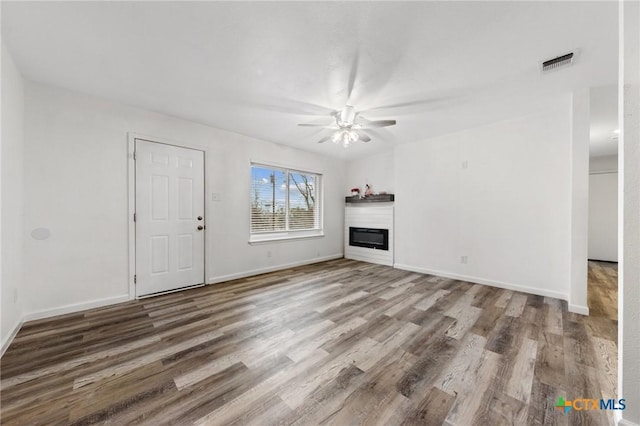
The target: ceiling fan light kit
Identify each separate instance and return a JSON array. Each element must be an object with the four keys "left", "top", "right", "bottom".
[
  {"left": 331, "top": 129, "right": 360, "bottom": 147},
  {"left": 299, "top": 104, "right": 396, "bottom": 148}
]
